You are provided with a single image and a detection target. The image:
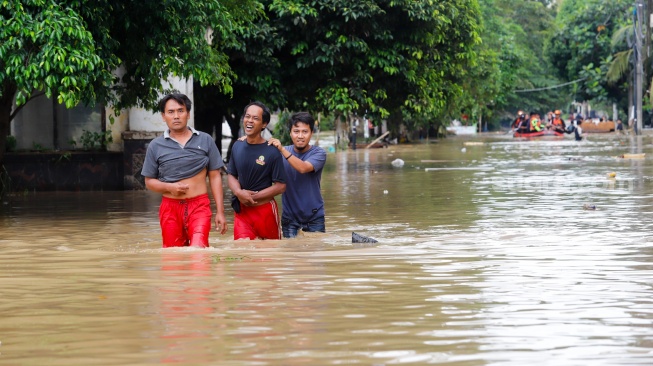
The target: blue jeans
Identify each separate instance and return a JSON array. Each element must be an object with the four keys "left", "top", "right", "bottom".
[{"left": 282, "top": 216, "right": 326, "bottom": 238}]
